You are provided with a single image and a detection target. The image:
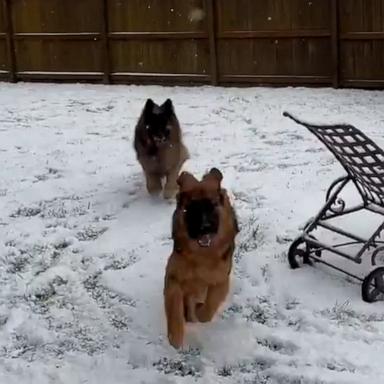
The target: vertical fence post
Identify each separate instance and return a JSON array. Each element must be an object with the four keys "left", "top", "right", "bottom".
[
  {"left": 331, "top": 0, "right": 340, "bottom": 88},
  {"left": 206, "top": 0, "right": 218, "bottom": 85},
  {"left": 101, "top": 0, "right": 110, "bottom": 84},
  {"left": 3, "top": 0, "right": 16, "bottom": 82}
]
